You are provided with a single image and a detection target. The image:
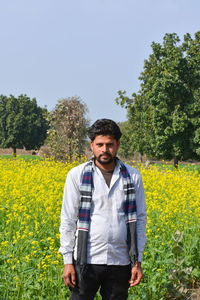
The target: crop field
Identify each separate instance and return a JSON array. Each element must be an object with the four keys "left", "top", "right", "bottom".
[{"left": 0, "top": 158, "right": 200, "bottom": 299}]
